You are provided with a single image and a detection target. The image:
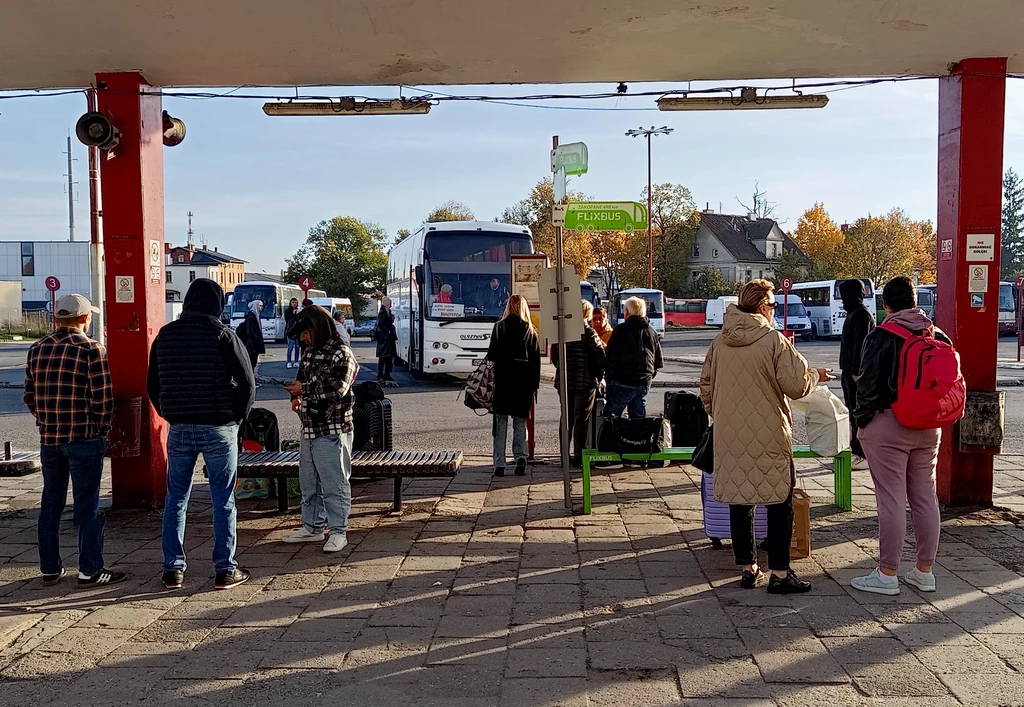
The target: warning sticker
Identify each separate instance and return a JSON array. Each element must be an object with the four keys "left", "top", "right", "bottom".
[
  {"left": 968, "top": 264, "right": 988, "bottom": 293},
  {"left": 115, "top": 275, "right": 135, "bottom": 303},
  {"left": 966, "top": 234, "right": 995, "bottom": 262}
]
